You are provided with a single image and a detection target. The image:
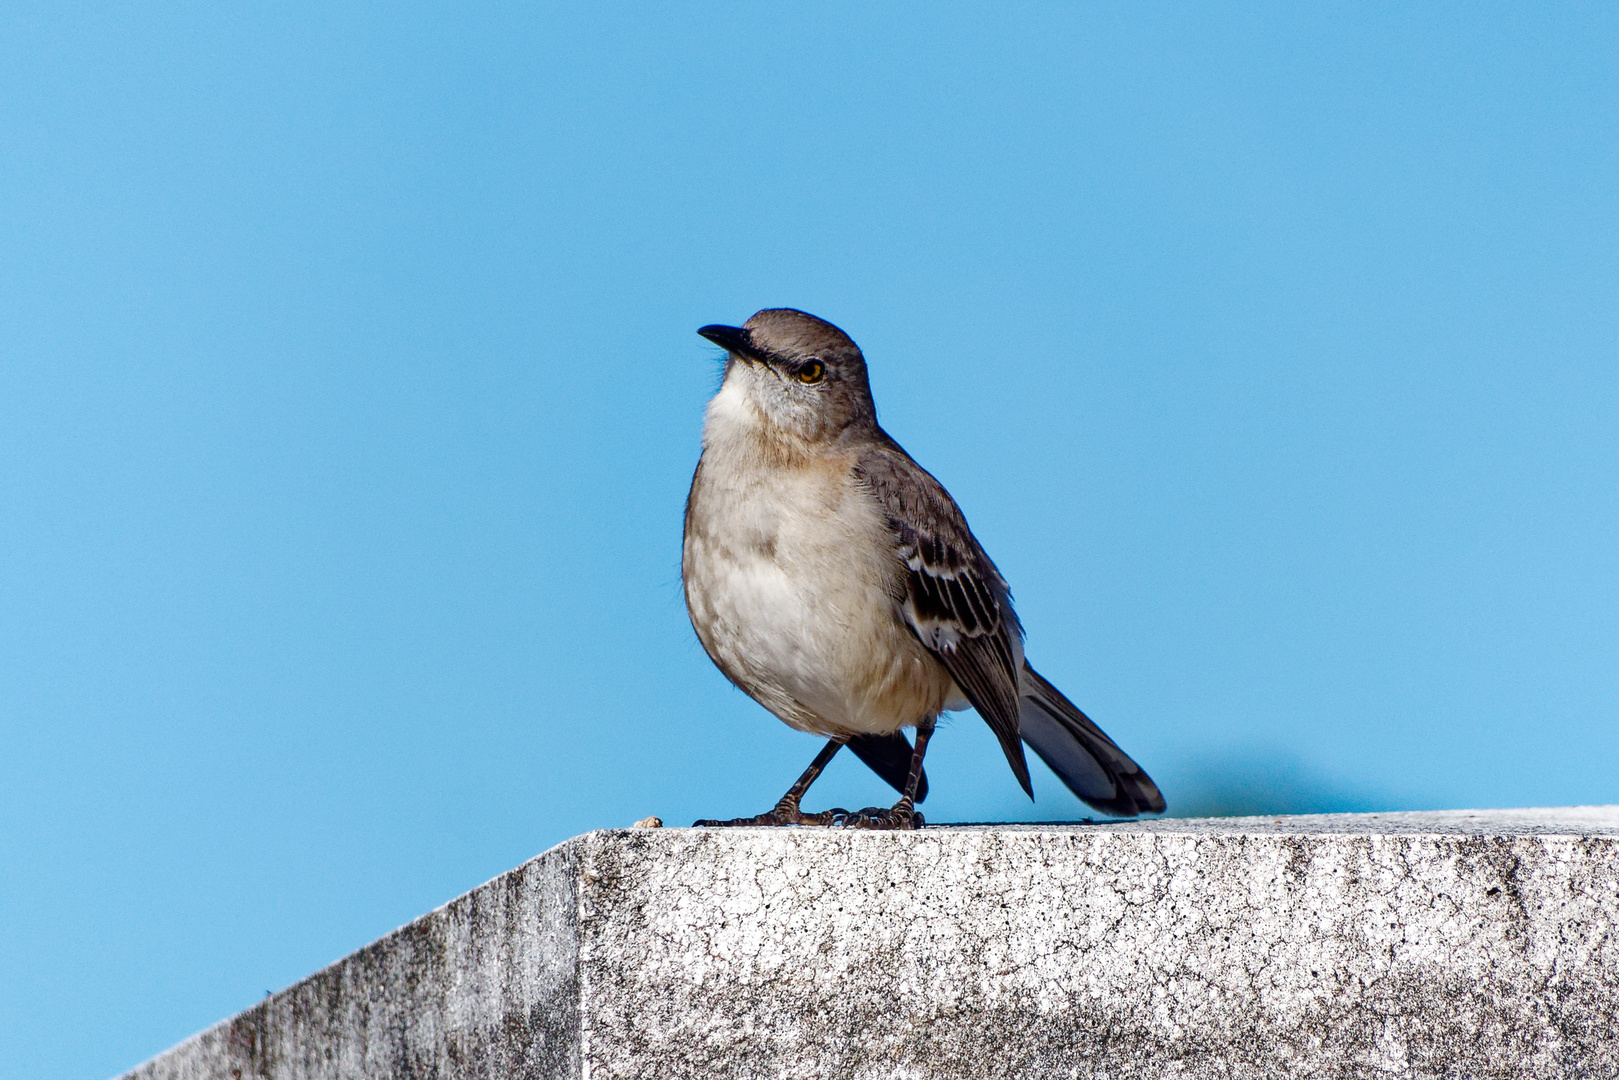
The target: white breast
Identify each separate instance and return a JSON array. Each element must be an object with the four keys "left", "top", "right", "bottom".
[{"left": 684, "top": 375, "right": 957, "bottom": 737}]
